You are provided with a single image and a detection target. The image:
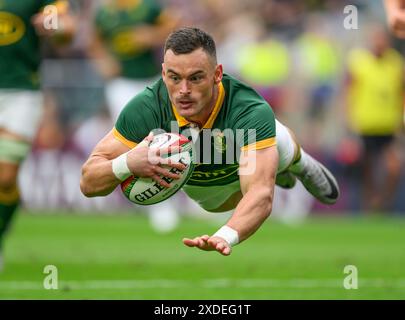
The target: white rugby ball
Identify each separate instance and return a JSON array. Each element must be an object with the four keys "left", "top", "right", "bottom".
[{"left": 120, "top": 132, "right": 194, "bottom": 205}]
